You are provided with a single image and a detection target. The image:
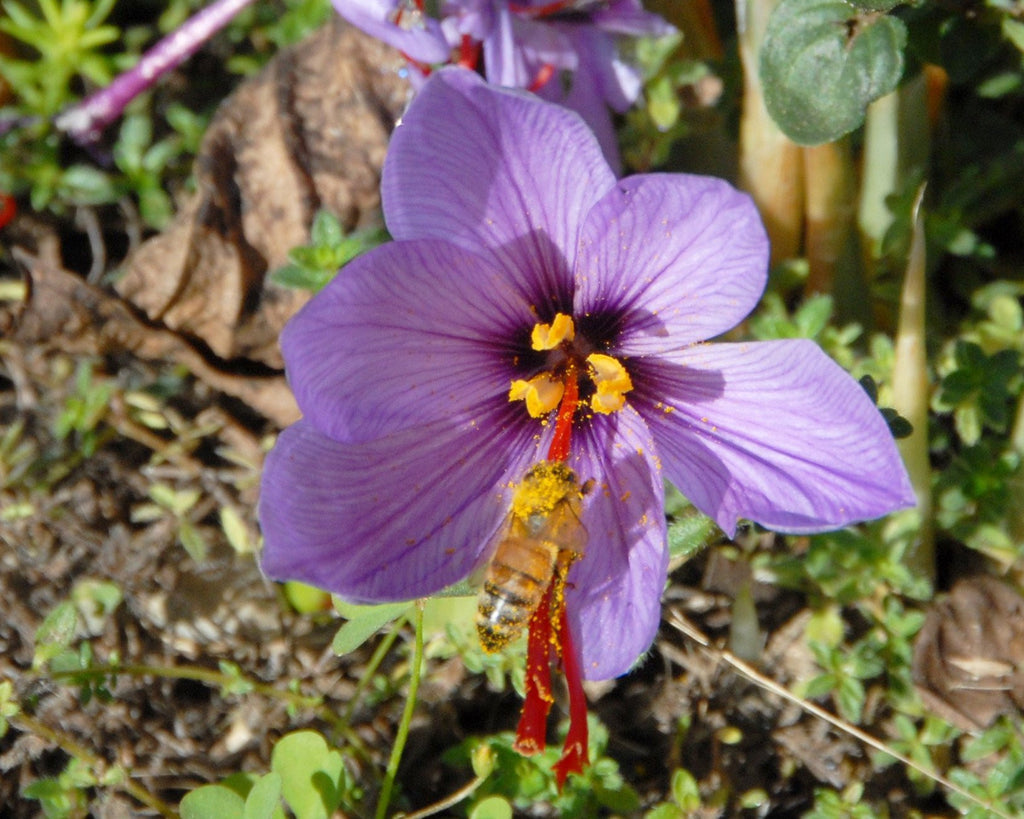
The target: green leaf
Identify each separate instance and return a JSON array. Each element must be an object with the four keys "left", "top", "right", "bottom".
[
  {"left": 1004, "top": 18, "right": 1024, "bottom": 54},
  {"left": 666, "top": 512, "right": 715, "bottom": 560},
  {"left": 33, "top": 601, "right": 78, "bottom": 669},
  {"left": 221, "top": 505, "right": 252, "bottom": 555},
  {"left": 58, "top": 164, "right": 118, "bottom": 205},
  {"left": 794, "top": 294, "right": 834, "bottom": 338},
  {"left": 469, "top": 795, "right": 514, "bottom": 819},
  {"left": 271, "top": 731, "right": 345, "bottom": 819},
  {"left": 269, "top": 263, "right": 336, "bottom": 293},
  {"left": 283, "top": 737, "right": 342, "bottom": 809},
  {"left": 671, "top": 767, "right": 701, "bottom": 811},
  {"left": 283, "top": 581, "right": 331, "bottom": 614},
  {"left": 180, "top": 785, "right": 246, "bottom": 819},
  {"left": 760, "top": 0, "right": 906, "bottom": 145},
  {"left": 178, "top": 518, "right": 208, "bottom": 563},
  {"left": 422, "top": 595, "right": 476, "bottom": 639},
  {"left": 310, "top": 209, "right": 343, "bottom": 247},
  {"left": 806, "top": 606, "right": 845, "bottom": 647},
  {"left": 803, "top": 672, "right": 838, "bottom": 699},
  {"left": 331, "top": 601, "right": 409, "bottom": 655},
  {"left": 837, "top": 675, "right": 865, "bottom": 723},
  {"left": 646, "top": 804, "right": 686, "bottom": 819},
  {"left": 243, "top": 772, "right": 283, "bottom": 819}
]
